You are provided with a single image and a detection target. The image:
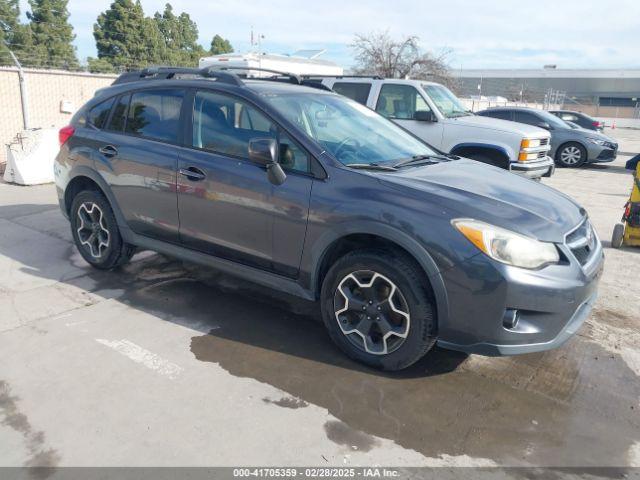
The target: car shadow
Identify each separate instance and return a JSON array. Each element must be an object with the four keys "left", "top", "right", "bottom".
[{"left": 2, "top": 202, "right": 640, "bottom": 466}]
